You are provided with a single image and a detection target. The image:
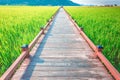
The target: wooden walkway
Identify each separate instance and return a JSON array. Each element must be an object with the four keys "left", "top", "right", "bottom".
[{"left": 12, "top": 8, "right": 113, "bottom": 80}]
